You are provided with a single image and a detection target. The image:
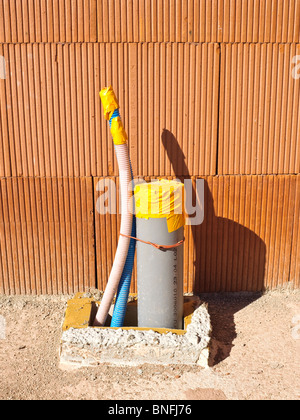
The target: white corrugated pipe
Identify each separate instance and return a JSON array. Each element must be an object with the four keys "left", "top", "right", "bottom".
[{"left": 93, "top": 88, "right": 133, "bottom": 327}]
